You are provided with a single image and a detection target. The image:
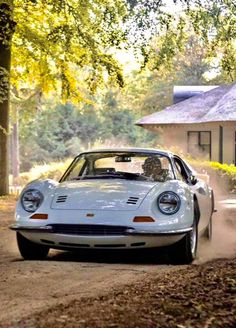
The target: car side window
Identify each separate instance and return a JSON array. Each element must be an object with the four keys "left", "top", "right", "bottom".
[
  {"left": 173, "top": 157, "right": 188, "bottom": 183},
  {"left": 173, "top": 161, "right": 185, "bottom": 181},
  {"left": 64, "top": 157, "right": 87, "bottom": 180}
]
